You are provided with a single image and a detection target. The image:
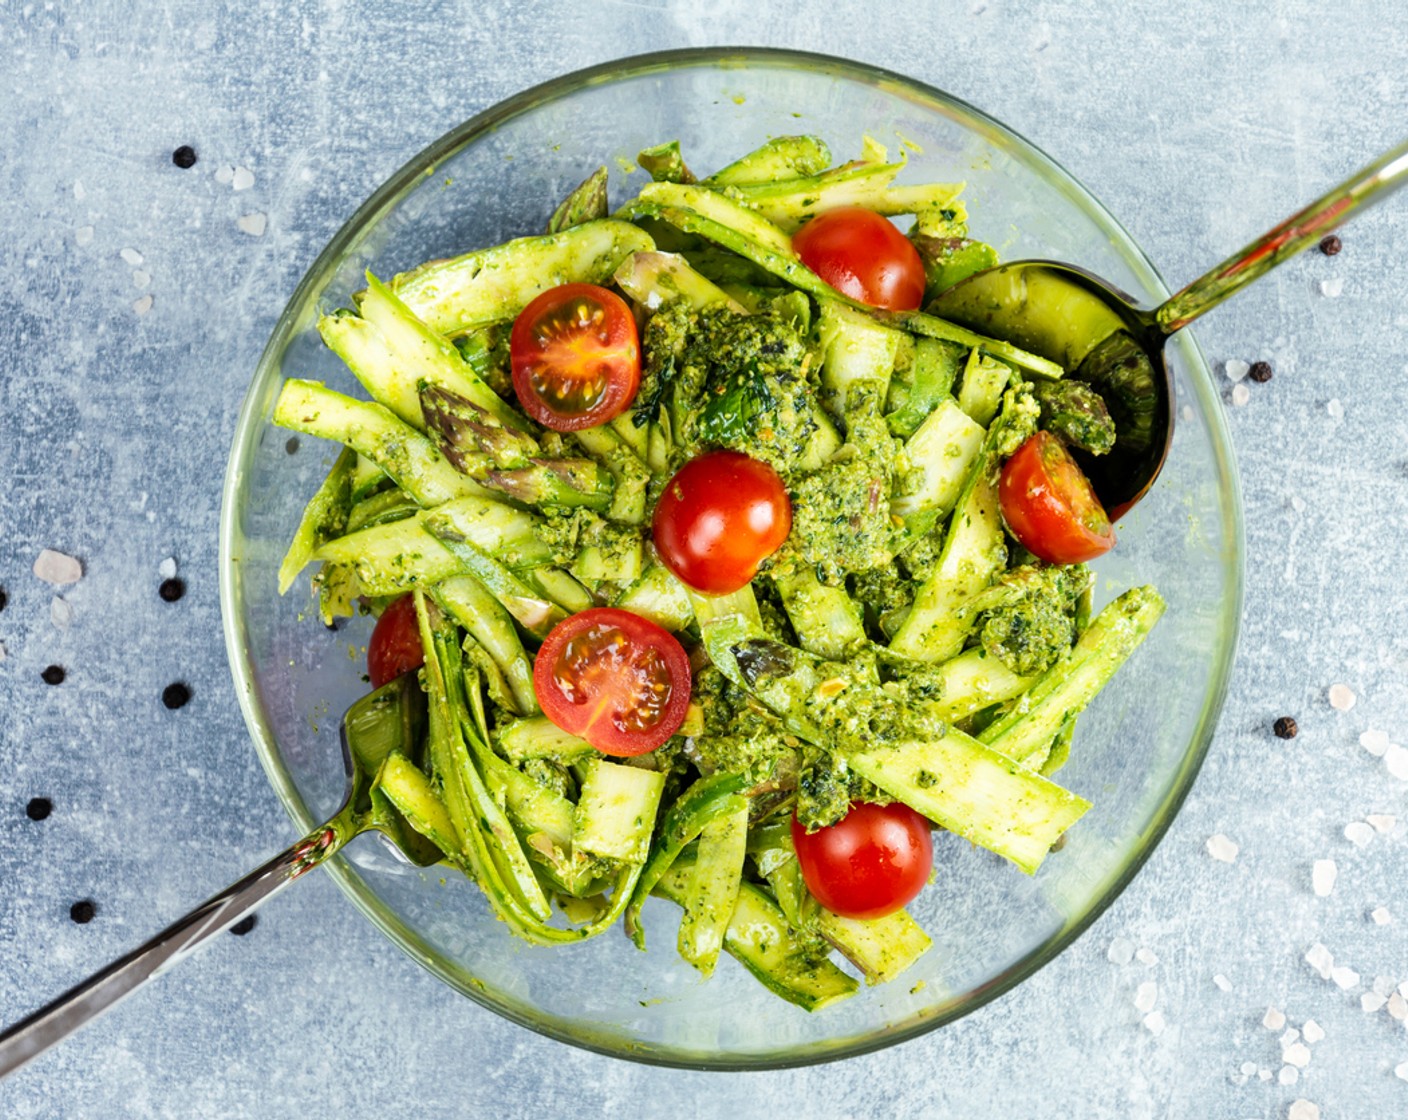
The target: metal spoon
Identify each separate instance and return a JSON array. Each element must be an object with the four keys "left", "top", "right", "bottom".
[
  {"left": 929, "top": 136, "right": 1408, "bottom": 518},
  {"left": 0, "top": 674, "right": 435, "bottom": 1078}
]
